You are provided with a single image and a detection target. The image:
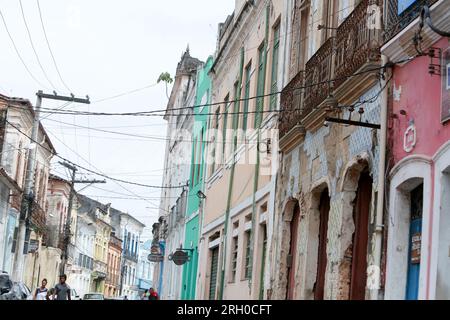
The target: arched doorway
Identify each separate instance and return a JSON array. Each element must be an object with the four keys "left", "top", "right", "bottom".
[
  {"left": 286, "top": 203, "right": 300, "bottom": 299},
  {"left": 314, "top": 188, "right": 330, "bottom": 300},
  {"left": 349, "top": 171, "right": 373, "bottom": 300}
]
